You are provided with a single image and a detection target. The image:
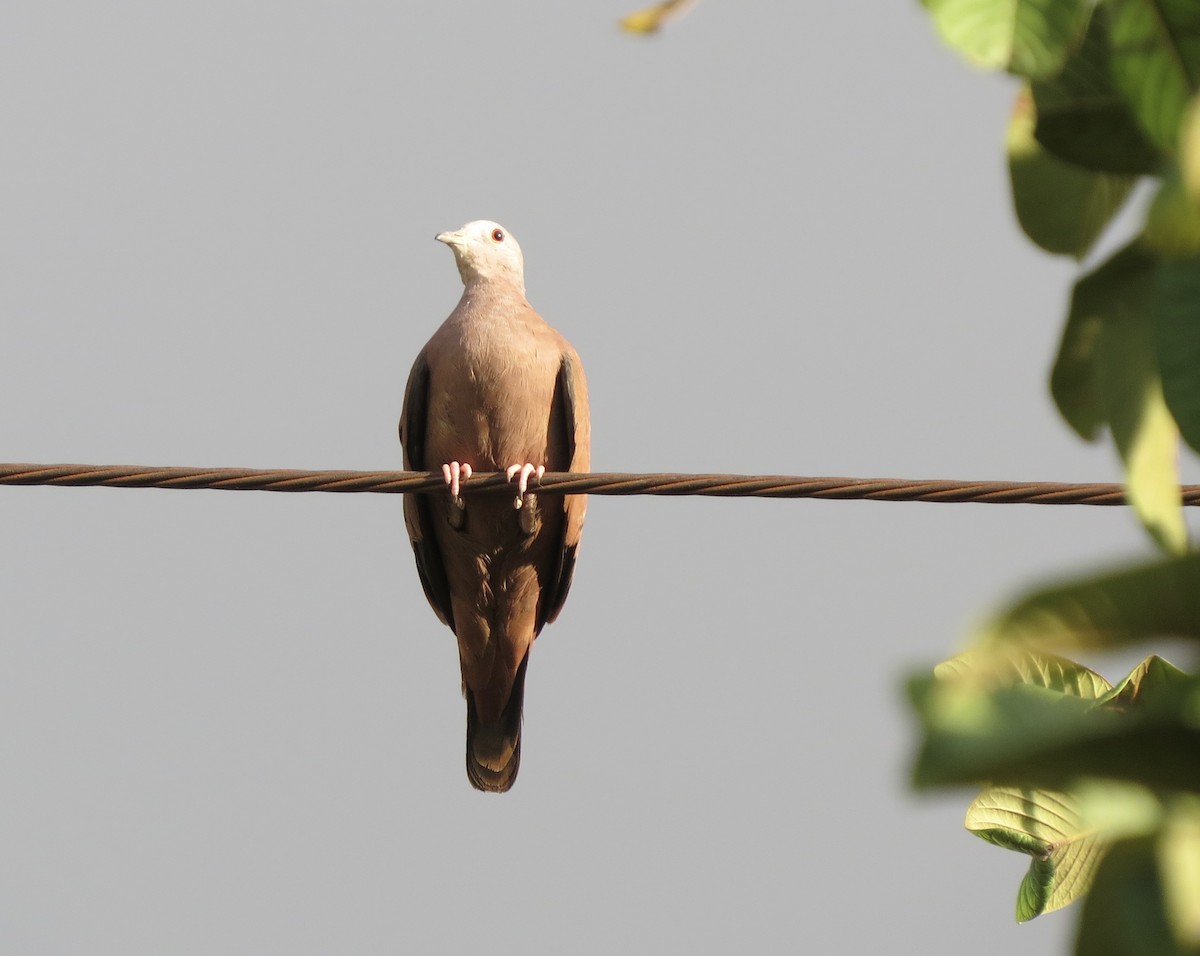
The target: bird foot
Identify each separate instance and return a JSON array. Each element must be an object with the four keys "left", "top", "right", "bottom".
[
  {"left": 505, "top": 463, "right": 544, "bottom": 510},
  {"left": 441, "top": 461, "right": 473, "bottom": 529}
]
